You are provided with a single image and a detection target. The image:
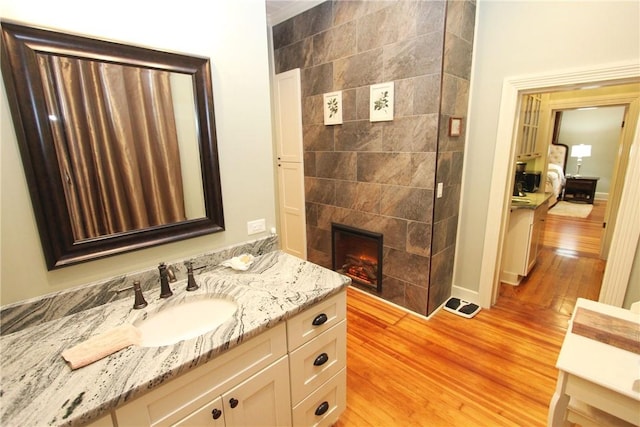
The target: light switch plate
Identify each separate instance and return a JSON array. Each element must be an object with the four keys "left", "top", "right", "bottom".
[
  {"left": 247, "top": 219, "right": 266, "bottom": 235},
  {"left": 437, "top": 182, "right": 443, "bottom": 198}
]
